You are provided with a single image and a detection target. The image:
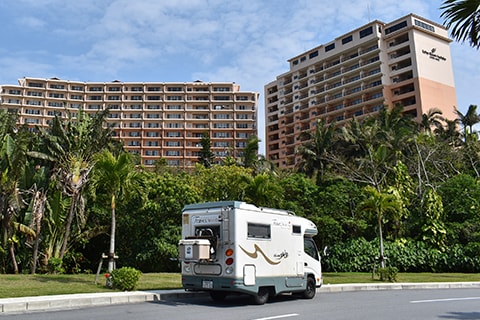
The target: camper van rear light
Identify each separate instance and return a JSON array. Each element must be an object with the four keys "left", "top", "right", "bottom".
[
  {"left": 225, "top": 248, "right": 234, "bottom": 256},
  {"left": 225, "top": 257, "right": 234, "bottom": 265},
  {"left": 225, "top": 266, "right": 233, "bottom": 274}
]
